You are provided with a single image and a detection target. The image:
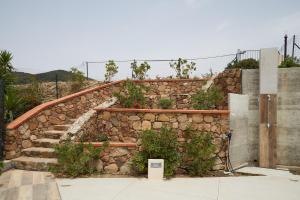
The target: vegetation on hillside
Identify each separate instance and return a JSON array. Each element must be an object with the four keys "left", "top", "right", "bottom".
[
  {"left": 278, "top": 56, "right": 300, "bottom": 68},
  {"left": 226, "top": 58, "right": 259, "bottom": 69}
]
